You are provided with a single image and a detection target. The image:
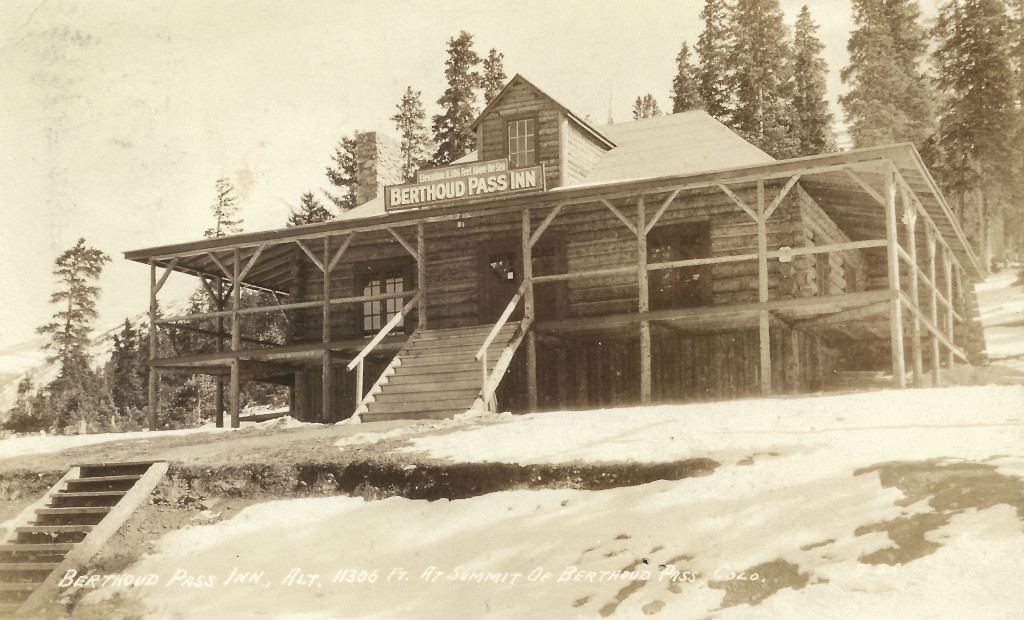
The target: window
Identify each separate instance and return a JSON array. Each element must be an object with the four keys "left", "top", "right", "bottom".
[
  {"left": 507, "top": 118, "right": 536, "bottom": 168},
  {"left": 487, "top": 251, "right": 518, "bottom": 283},
  {"left": 358, "top": 261, "right": 411, "bottom": 334}
]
